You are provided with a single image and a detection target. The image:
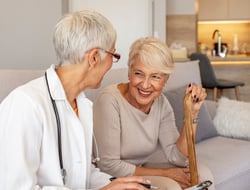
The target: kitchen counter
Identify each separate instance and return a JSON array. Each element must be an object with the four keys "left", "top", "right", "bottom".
[
  {"left": 209, "top": 54, "right": 250, "bottom": 64},
  {"left": 173, "top": 58, "right": 191, "bottom": 62}
]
